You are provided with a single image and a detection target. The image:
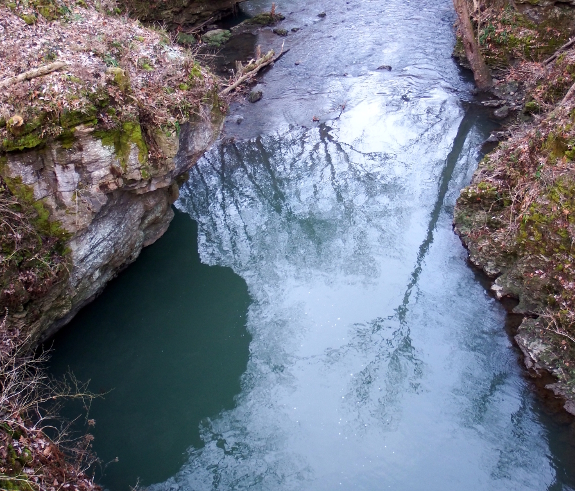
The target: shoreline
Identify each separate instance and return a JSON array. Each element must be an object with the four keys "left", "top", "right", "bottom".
[{"left": 452, "top": 0, "right": 575, "bottom": 415}]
